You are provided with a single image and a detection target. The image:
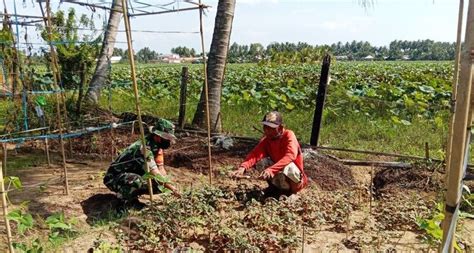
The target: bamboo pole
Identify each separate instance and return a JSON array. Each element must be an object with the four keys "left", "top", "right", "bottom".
[
  {"left": 42, "top": 0, "right": 69, "bottom": 195},
  {"left": 121, "top": 0, "right": 154, "bottom": 202},
  {"left": 44, "top": 137, "right": 51, "bottom": 167},
  {"left": 2, "top": 143, "right": 6, "bottom": 177},
  {"left": 1, "top": 146, "right": 14, "bottom": 253},
  {"left": 198, "top": 0, "right": 213, "bottom": 185},
  {"left": 446, "top": 0, "right": 465, "bottom": 184},
  {"left": 38, "top": 1, "right": 73, "bottom": 158},
  {"left": 178, "top": 66, "right": 189, "bottom": 130},
  {"left": 441, "top": 0, "right": 474, "bottom": 251}
]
